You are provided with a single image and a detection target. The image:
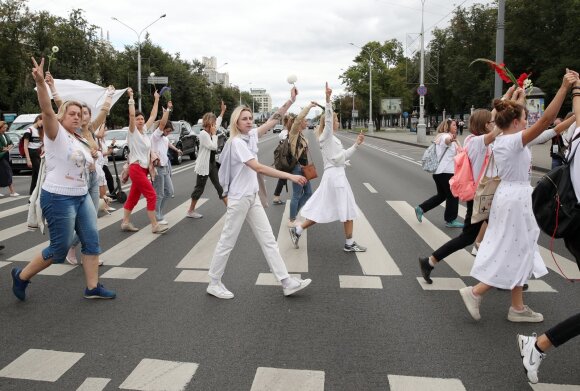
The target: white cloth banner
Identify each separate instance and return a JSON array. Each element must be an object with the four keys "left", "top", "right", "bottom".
[{"left": 37, "top": 79, "right": 127, "bottom": 121}]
